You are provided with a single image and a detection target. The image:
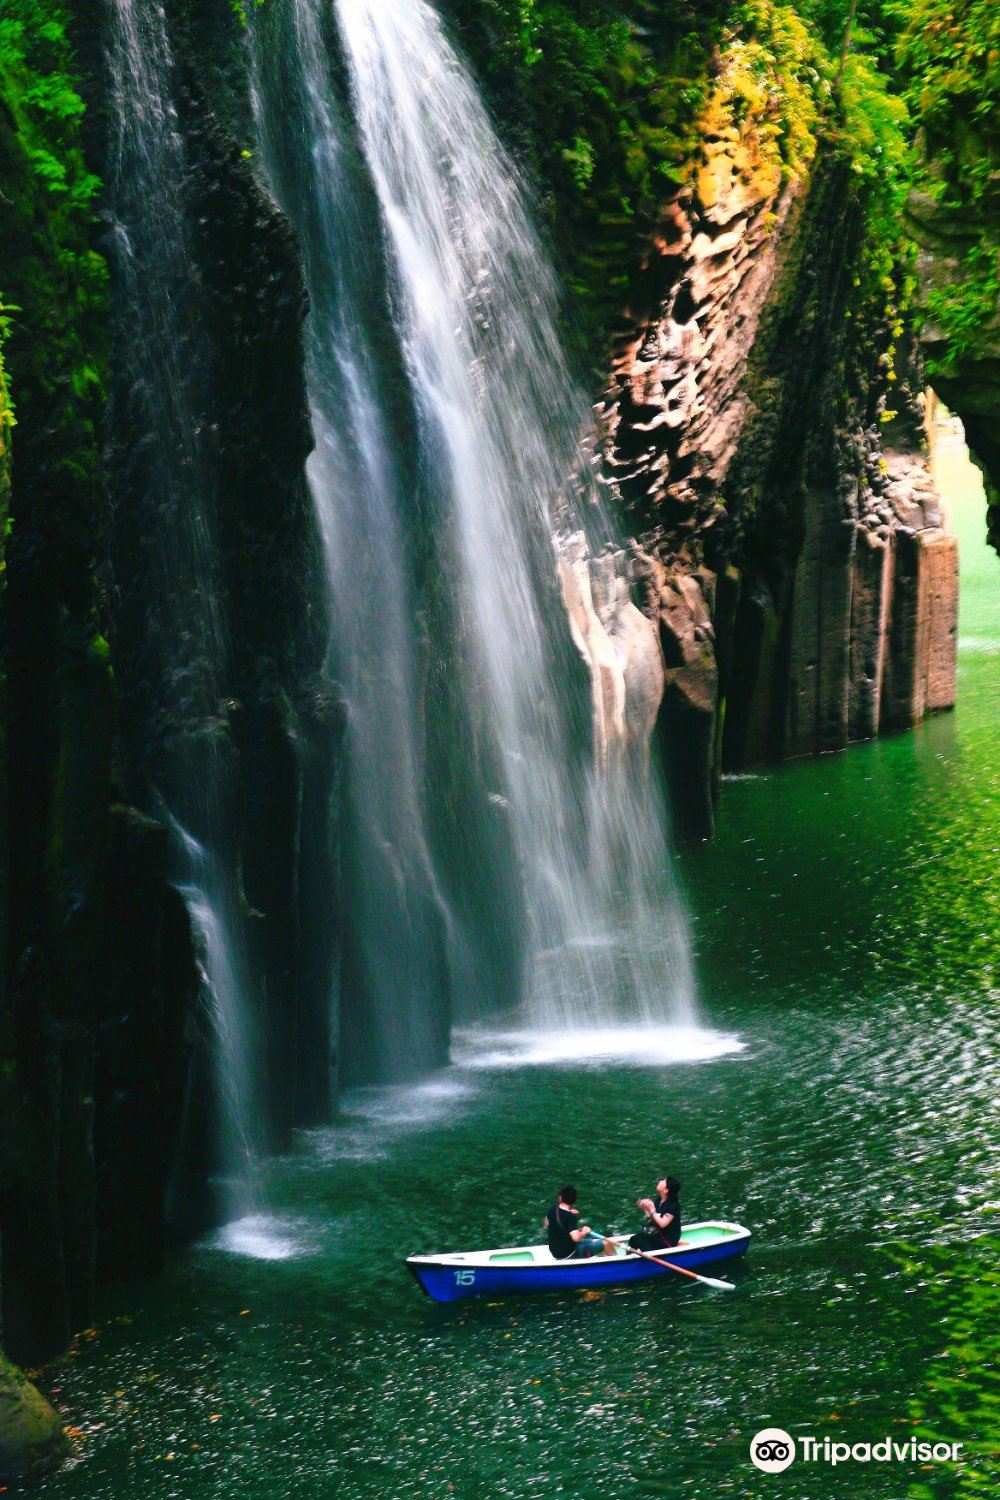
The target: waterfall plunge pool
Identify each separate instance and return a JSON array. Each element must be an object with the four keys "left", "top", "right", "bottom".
[{"left": 29, "top": 424, "right": 998, "bottom": 1500}]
